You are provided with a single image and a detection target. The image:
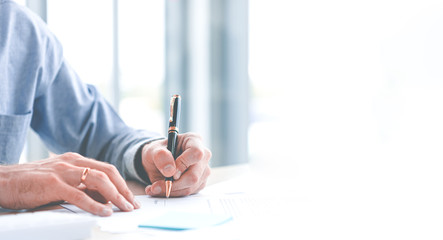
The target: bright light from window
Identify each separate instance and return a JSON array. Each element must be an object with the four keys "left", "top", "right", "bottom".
[
  {"left": 46, "top": 0, "right": 165, "bottom": 133},
  {"left": 249, "top": 0, "right": 443, "bottom": 177},
  {"left": 119, "top": 0, "right": 165, "bottom": 132},
  {"left": 47, "top": 0, "right": 113, "bottom": 100}
]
